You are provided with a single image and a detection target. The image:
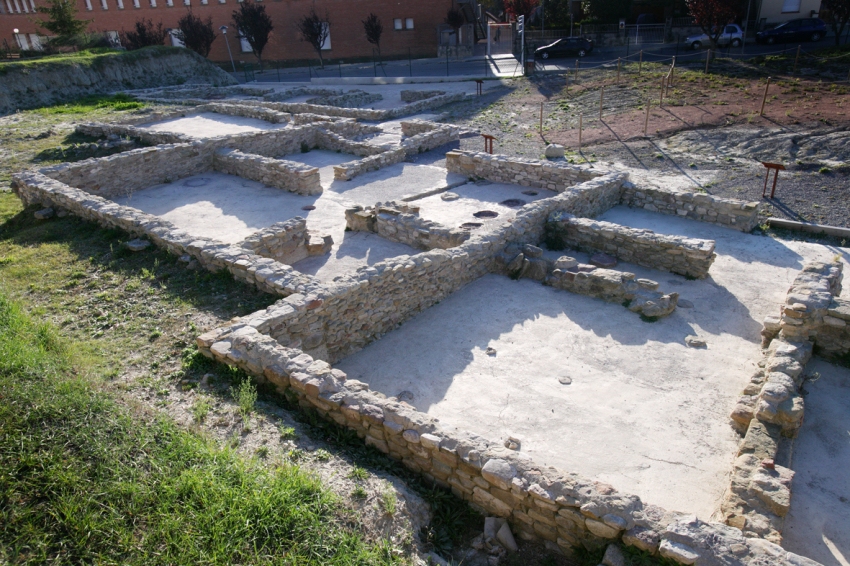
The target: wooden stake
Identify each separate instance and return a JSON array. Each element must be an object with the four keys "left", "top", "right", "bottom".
[
  {"left": 760, "top": 76, "right": 771, "bottom": 116},
  {"left": 639, "top": 50, "right": 643, "bottom": 75},
  {"left": 670, "top": 56, "right": 676, "bottom": 86},
  {"left": 599, "top": 86, "right": 604, "bottom": 121},
  {"left": 660, "top": 77, "right": 665, "bottom": 107},
  {"left": 575, "top": 59, "right": 579, "bottom": 81},
  {"left": 705, "top": 49, "right": 710, "bottom": 73},
  {"left": 793, "top": 45, "right": 801, "bottom": 73},
  {"left": 539, "top": 101, "right": 543, "bottom": 133},
  {"left": 617, "top": 57, "right": 621, "bottom": 84},
  {"left": 578, "top": 113, "right": 583, "bottom": 150},
  {"left": 644, "top": 99, "right": 650, "bottom": 137}
]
